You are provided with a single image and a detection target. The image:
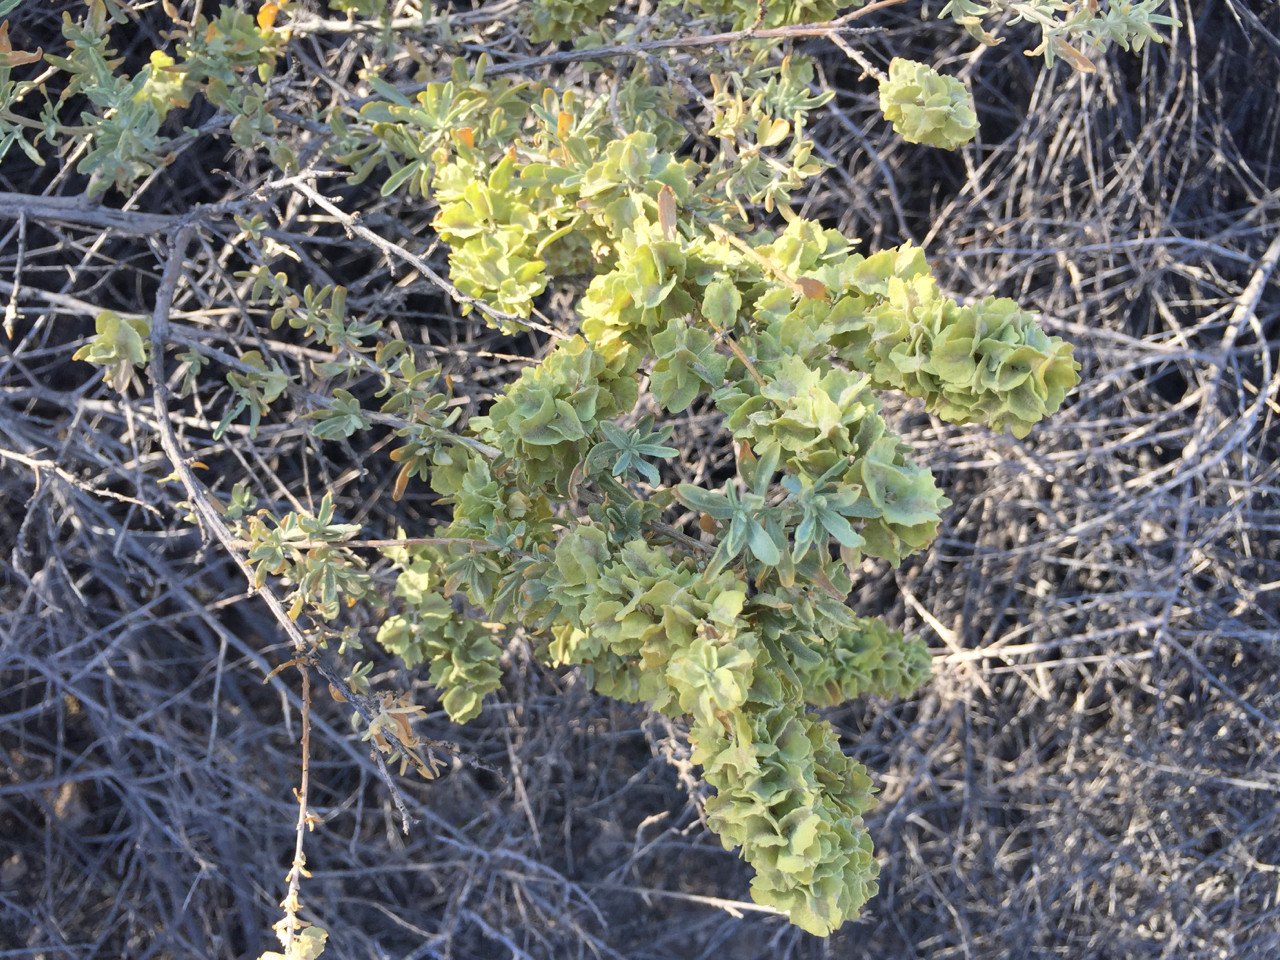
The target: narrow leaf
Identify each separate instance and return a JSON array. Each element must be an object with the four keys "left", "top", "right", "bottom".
[
  {"left": 674, "top": 484, "right": 734, "bottom": 520},
  {"left": 381, "top": 160, "right": 423, "bottom": 196}
]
